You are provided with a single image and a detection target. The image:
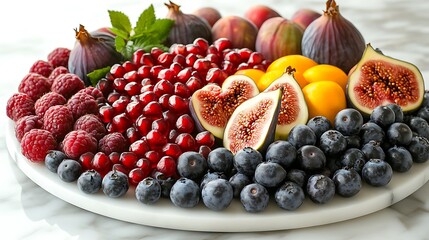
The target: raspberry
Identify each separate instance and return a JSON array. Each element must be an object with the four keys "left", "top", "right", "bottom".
[
  {"left": 6, "top": 93, "right": 35, "bottom": 121},
  {"left": 77, "top": 87, "right": 106, "bottom": 104},
  {"left": 21, "top": 129, "right": 57, "bottom": 162},
  {"left": 18, "top": 73, "right": 51, "bottom": 101},
  {"left": 51, "top": 73, "right": 85, "bottom": 99},
  {"left": 98, "top": 132, "right": 128, "bottom": 155},
  {"left": 67, "top": 92, "right": 98, "bottom": 120},
  {"left": 34, "top": 92, "right": 67, "bottom": 118},
  {"left": 48, "top": 66, "right": 69, "bottom": 86},
  {"left": 62, "top": 130, "right": 98, "bottom": 159},
  {"left": 15, "top": 115, "right": 43, "bottom": 142},
  {"left": 29, "top": 60, "right": 54, "bottom": 78},
  {"left": 43, "top": 105, "right": 74, "bottom": 140},
  {"left": 47, "top": 47, "right": 71, "bottom": 68},
  {"left": 74, "top": 114, "right": 107, "bottom": 140}
]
